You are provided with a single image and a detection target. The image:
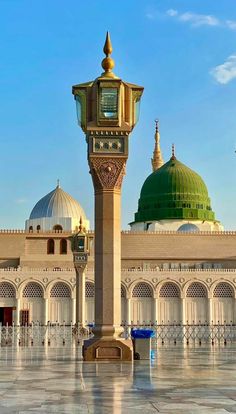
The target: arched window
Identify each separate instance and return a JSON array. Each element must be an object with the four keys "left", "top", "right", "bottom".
[
  {"left": 50, "top": 282, "right": 71, "bottom": 298},
  {"left": 29, "top": 226, "right": 33, "bottom": 232},
  {"left": 23, "top": 282, "right": 43, "bottom": 298},
  {"left": 36, "top": 225, "right": 41, "bottom": 232},
  {"left": 47, "top": 239, "right": 55, "bottom": 254},
  {"left": 159, "top": 283, "right": 180, "bottom": 297},
  {"left": 186, "top": 282, "right": 207, "bottom": 297},
  {"left": 0, "top": 282, "right": 16, "bottom": 298},
  {"left": 60, "top": 239, "right": 67, "bottom": 254},
  {"left": 53, "top": 225, "right": 63, "bottom": 231},
  {"left": 85, "top": 282, "right": 95, "bottom": 298},
  {"left": 121, "top": 285, "right": 126, "bottom": 298},
  {"left": 213, "top": 283, "right": 234, "bottom": 298},
  {"left": 132, "top": 282, "right": 153, "bottom": 297}
]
